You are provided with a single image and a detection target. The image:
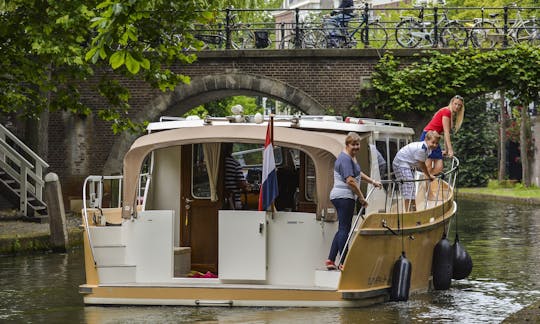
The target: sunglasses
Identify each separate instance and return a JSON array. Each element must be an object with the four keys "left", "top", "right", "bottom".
[{"left": 454, "top": 95, "right": 463, "bottom": 100}]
